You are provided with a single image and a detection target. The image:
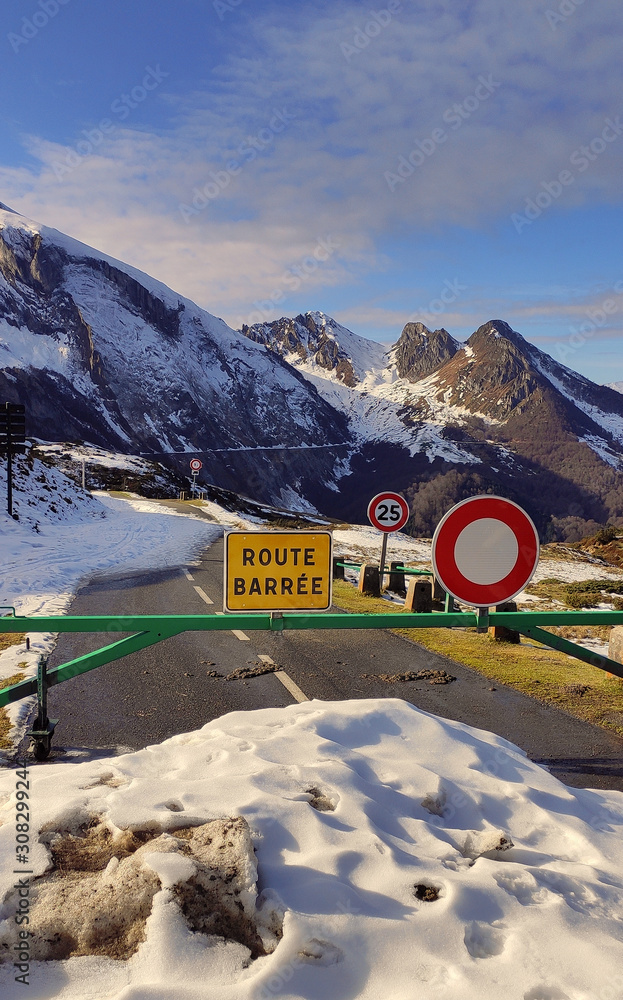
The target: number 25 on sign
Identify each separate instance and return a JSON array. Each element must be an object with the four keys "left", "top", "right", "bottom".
[
  {"left": 367, "top": 492, "right": 410, "bottom": 576},
  {"left": 367, "top": 493, "right": 410, "bottom": 532}
]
